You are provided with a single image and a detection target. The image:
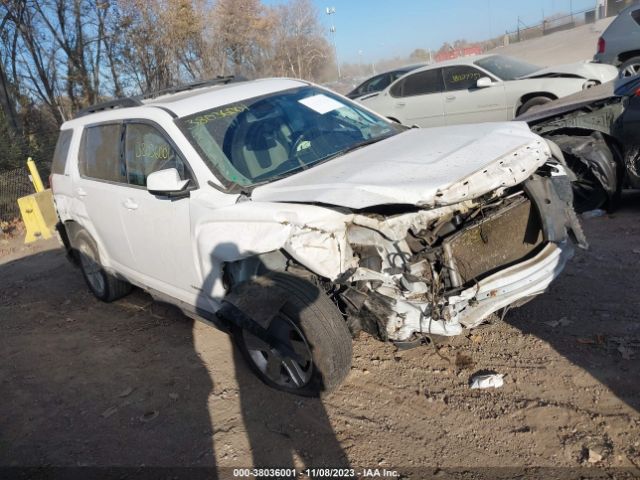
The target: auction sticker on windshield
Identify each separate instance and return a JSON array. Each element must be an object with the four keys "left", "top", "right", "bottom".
[{"left": 299, "top": 94, "right": 345, "bottom": 114}]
